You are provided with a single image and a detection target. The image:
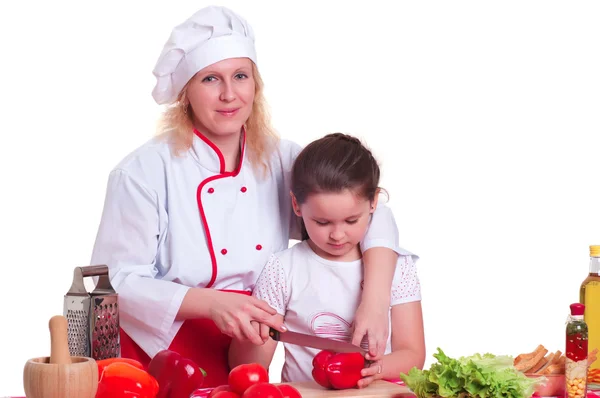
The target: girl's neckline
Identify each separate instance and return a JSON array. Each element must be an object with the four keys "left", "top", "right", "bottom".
[{"left": 301, "top": 240, "right": 363, "bottom": 267}]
